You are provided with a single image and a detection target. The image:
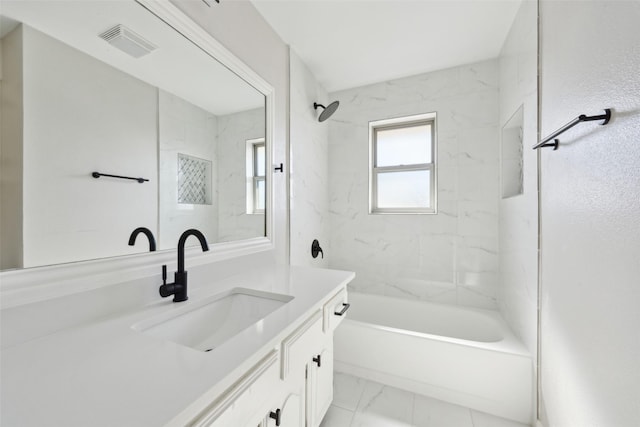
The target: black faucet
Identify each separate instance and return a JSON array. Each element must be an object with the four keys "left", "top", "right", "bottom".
[
  {"left": 128, "top": 227, "right": 156, "bottom": 252},
  {"left": 159, "top": 229, "right": 209, "bottom": 302}
]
